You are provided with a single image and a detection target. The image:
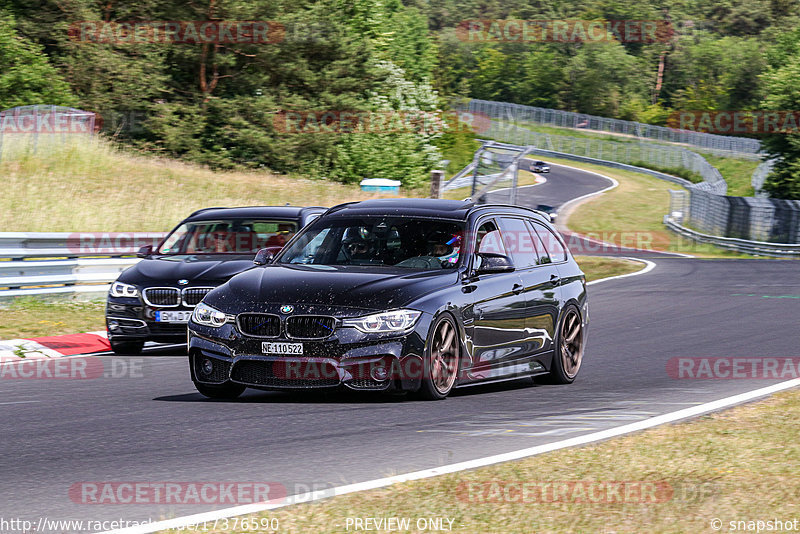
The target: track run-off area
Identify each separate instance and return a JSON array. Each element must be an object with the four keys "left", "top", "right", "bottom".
[{"left": 1, "top": 163, "right": 798, "bottom": 531}]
